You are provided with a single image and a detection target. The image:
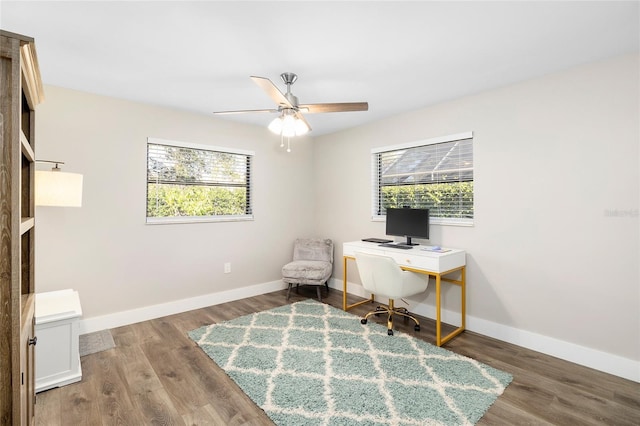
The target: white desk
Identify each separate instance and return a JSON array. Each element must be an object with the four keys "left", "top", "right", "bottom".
[{"left": 342, "top": 241, "right": 466, "bottom": 346}]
